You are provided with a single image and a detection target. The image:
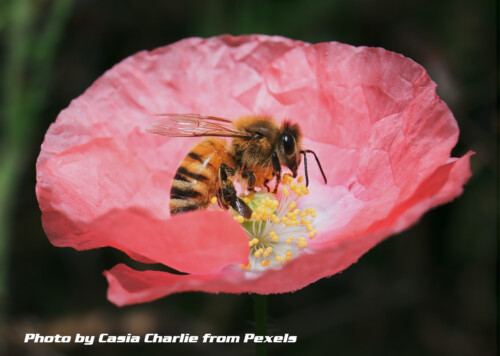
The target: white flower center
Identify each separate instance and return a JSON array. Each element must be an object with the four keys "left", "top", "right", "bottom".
[{"left": 226, "top": 174, "right": 318, "bottom": 271}]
